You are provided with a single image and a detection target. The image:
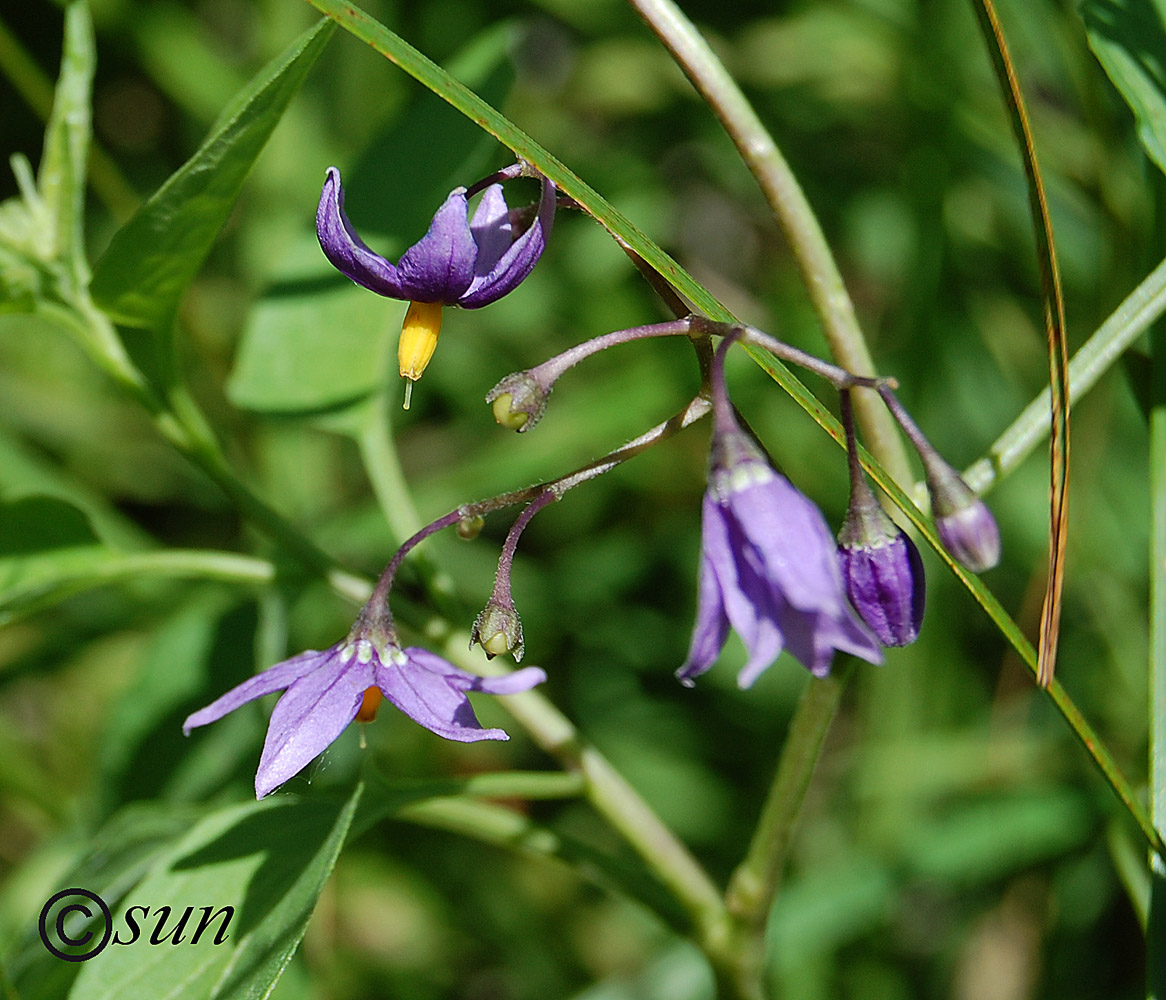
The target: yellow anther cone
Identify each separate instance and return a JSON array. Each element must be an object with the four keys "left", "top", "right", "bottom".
[{"left": 398, "top": 300, "right": 444, "bottom": 408}]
